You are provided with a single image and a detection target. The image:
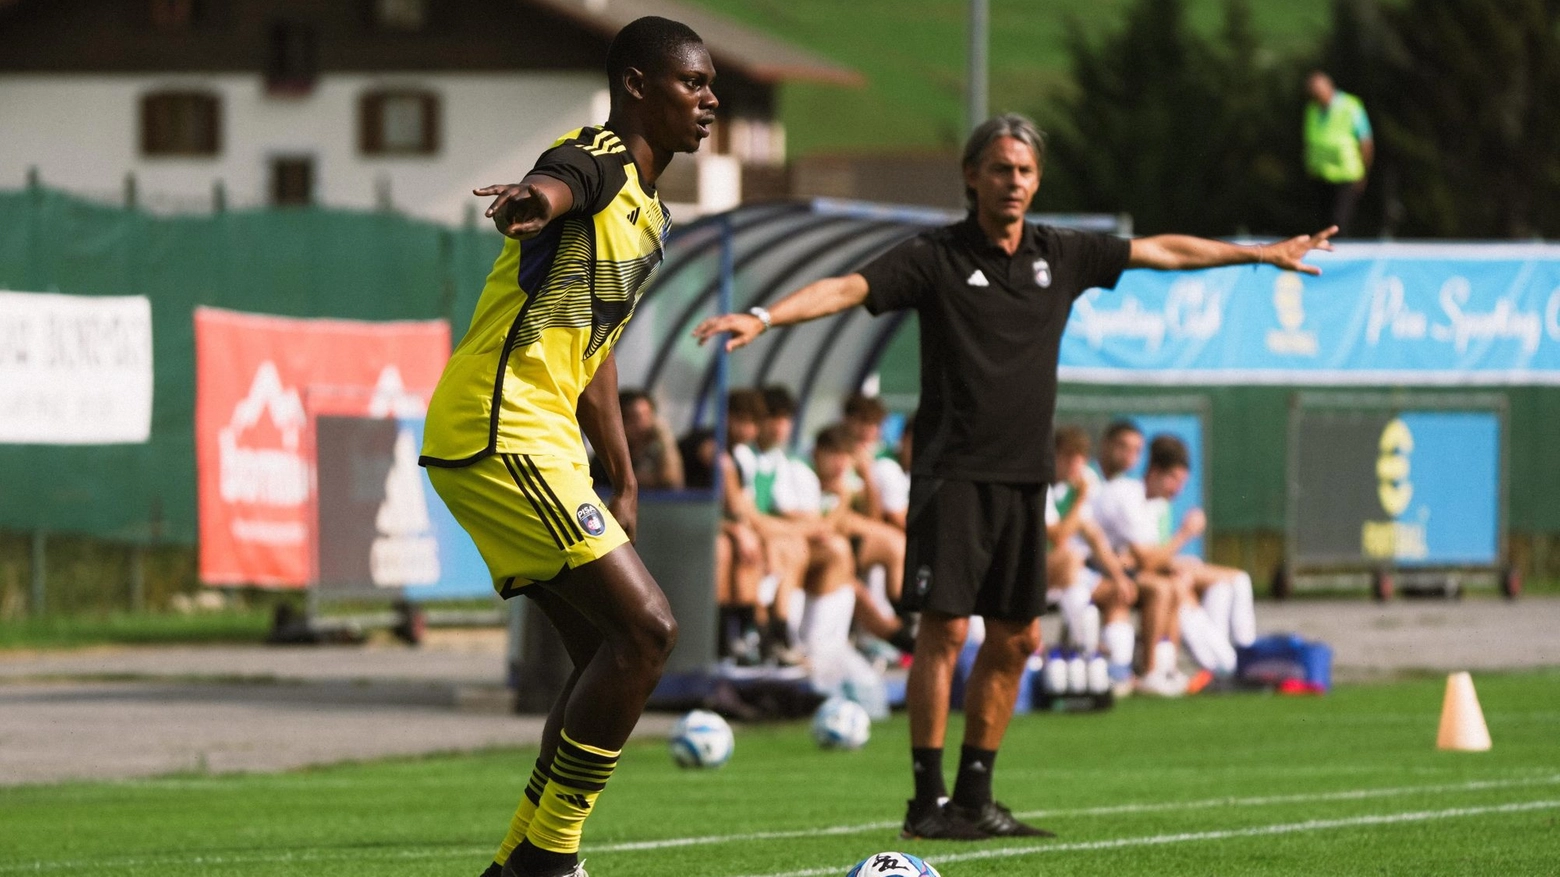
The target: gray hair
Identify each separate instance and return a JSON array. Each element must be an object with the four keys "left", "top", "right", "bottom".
[{"left": 960, "top": 113, "right": 1047, "bottom": 207}]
